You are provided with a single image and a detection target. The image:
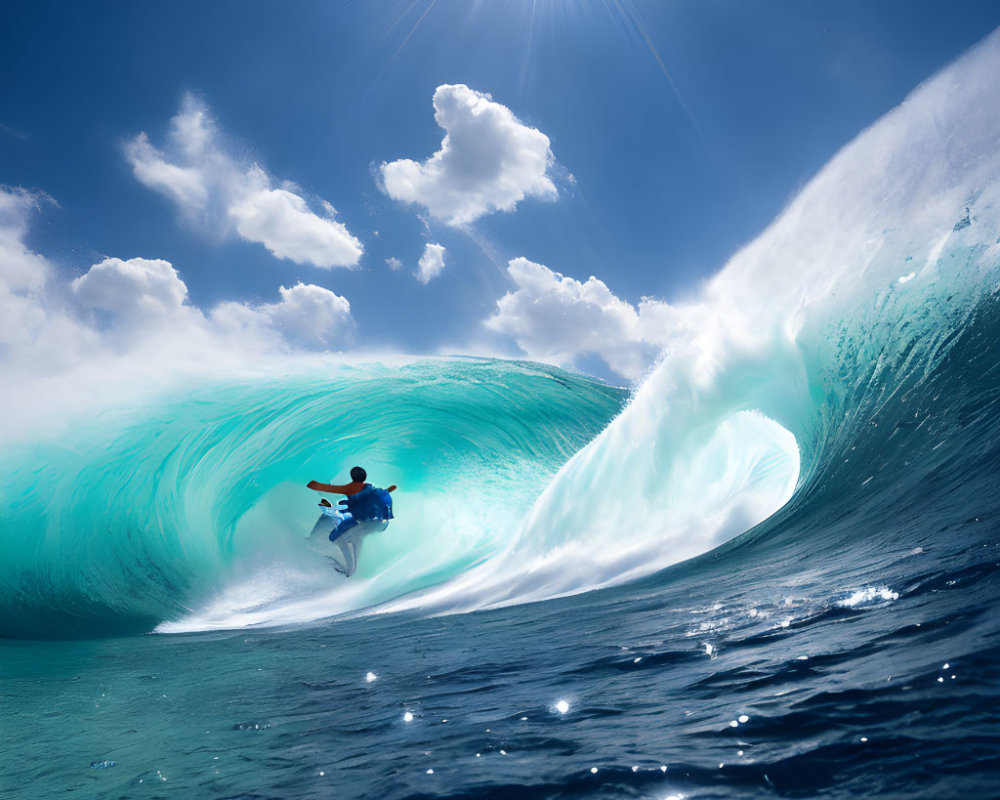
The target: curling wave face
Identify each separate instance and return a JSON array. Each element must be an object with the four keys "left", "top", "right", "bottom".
[{"left": 0, "top": 361, "right": 626, "bottom": 637}]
